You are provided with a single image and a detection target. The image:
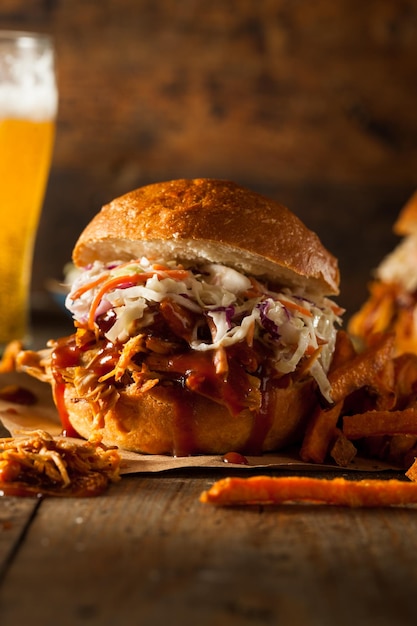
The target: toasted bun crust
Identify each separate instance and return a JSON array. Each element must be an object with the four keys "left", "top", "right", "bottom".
[
  {"left": 73, "top": 179, "right": 339, "bottom": 296},
  {"left": 56, "top": 377, "right": 317, "bottom": 455},
  {"left": 394, "top": 190, "right": 417, "bottom": 236}
]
